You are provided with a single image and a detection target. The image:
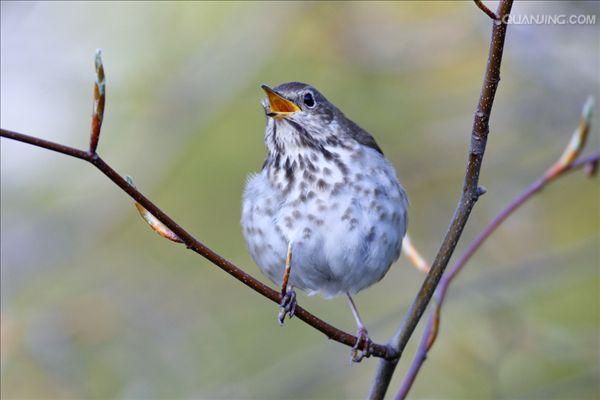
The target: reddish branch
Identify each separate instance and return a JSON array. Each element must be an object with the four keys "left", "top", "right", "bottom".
[
  {"left": 368, "top": 1, "right": 514, "bottom": 398},
  {"left": 396, "top": 98, "right": 598, "bottom": 399},
  {"left": 0, "top": 127, "right": 391, "bottom": 358},
  {"left": 2, "top": 2, "right": 594, "bottom": 398},
  {"left": 0, "top": 52, "right": 391, "bottom": 358}
]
